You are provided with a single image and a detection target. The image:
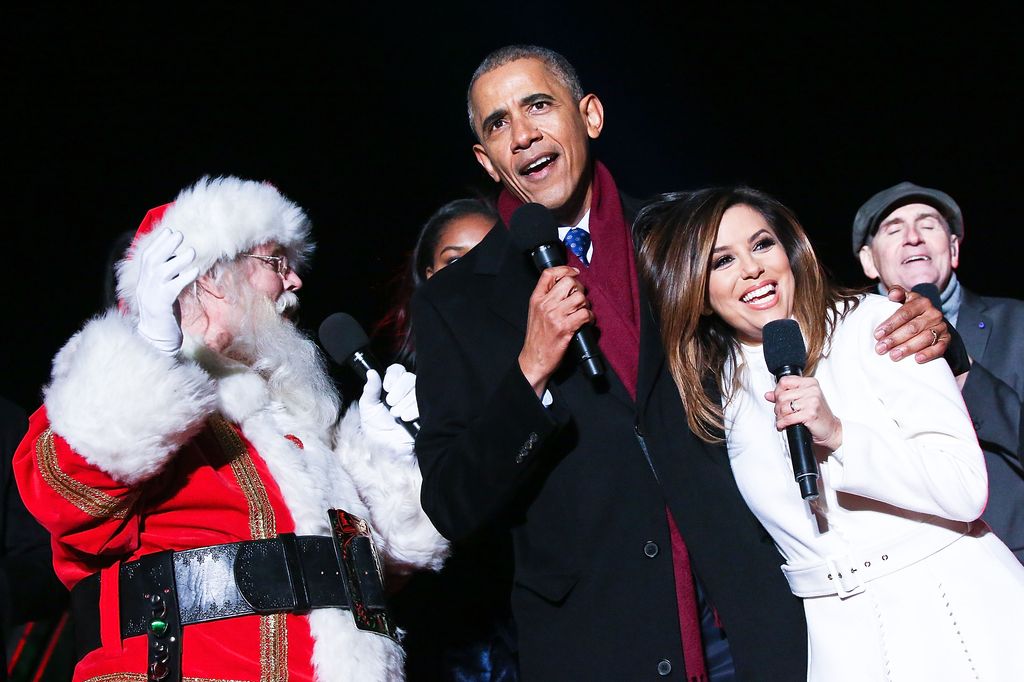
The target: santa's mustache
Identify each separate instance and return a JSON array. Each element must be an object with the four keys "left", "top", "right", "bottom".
[{"left": 276, "top": 291, "right": 300, "bottom": 318}]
